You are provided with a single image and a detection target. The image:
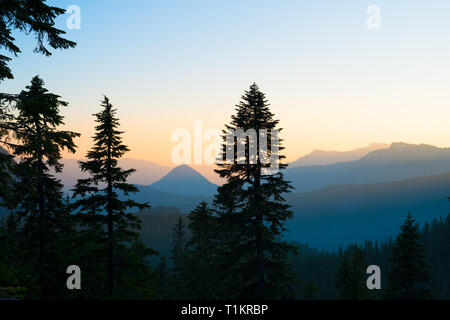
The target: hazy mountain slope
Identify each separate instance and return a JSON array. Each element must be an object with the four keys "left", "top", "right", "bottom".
[
  {"left": 131, "top": 185, "right": 212, "bottom": 213},
  {"left": 58, "top": 158, "right": 171, "bottom": 191},
  {"left": 286, "top": 143, "right": 450, "bottom": 193},
  {"left": 190, "top": 164, "right": 225, "bottom": 185},
  {"left": 289, "top": 143, "right": 388, "bottom": 167},
  {"left": 133, "top": 172, "right": 450, "bottom": 256},
  {"left": 286, "top": 172, "right": 450, "bottom": 250},
  {"left": 149, "top": 164, "right": 218, "bottom": 197}
]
